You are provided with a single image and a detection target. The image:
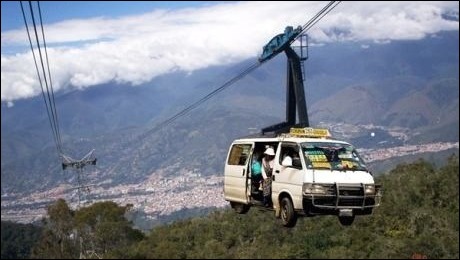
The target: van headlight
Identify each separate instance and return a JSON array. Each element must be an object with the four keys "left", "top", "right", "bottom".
[
  {"left": 303, "top": 183, "right": 330, "bottom": 195},
  {"left": 364, "top": 184, "right": 375, "bottom": 195}
]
